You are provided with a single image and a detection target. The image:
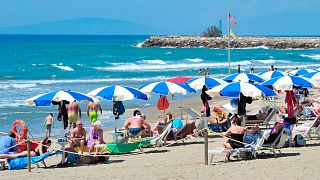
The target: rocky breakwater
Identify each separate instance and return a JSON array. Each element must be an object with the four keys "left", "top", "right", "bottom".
[{"left": 140, "top": 36, "right": 320, "bottom": 49}]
